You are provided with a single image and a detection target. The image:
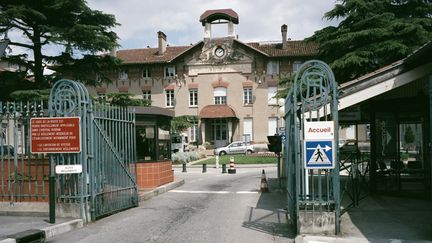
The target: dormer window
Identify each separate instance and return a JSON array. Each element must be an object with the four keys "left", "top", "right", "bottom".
[
  {"left": 119, "top": 69, "right": 128, "bottom": 80},
  {"left": 266, "top": 61, "right": 279, "bottom": 75},
  {"left": 164, "top": 66, "right": 176, "bottom": 78},
  {"left": 142, "top": 68, "right": 151, "bottom": 78}
]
